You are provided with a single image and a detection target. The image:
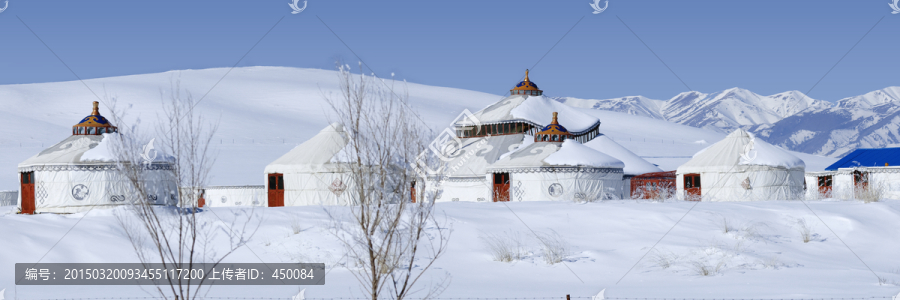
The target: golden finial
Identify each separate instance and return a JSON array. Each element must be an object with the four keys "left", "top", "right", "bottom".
[
  {"left": 524, "top": 69, "right": 530, "bottom": 82},
  {"left": 91, "top": 101, "right": 100, "bottom": 116},
  {"left": 551, "top": 112, "right": 558, "bottom": 124}
]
